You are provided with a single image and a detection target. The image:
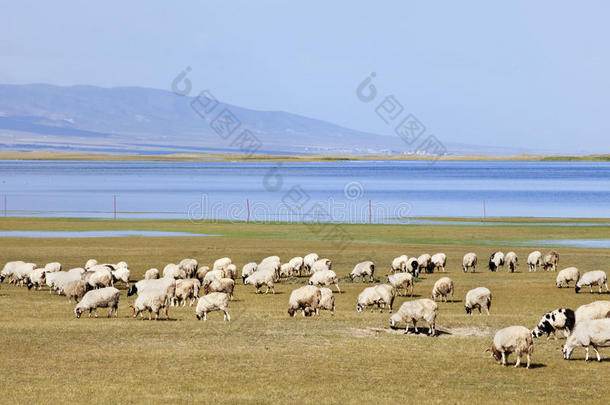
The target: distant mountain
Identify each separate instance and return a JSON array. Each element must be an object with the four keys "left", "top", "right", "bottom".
[{"left": 0, "top": 83, "right": 531, "bottom": 155}]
